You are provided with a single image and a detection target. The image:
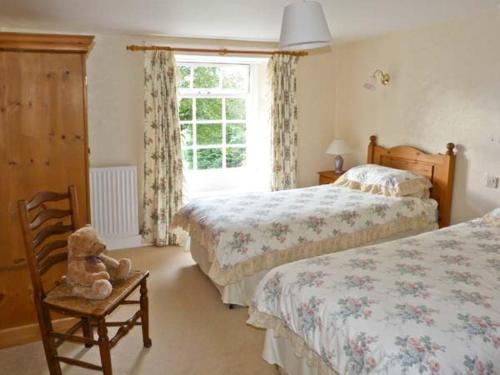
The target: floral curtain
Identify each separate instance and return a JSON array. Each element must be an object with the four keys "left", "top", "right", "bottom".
[
  {"left": 142, "top": 51, "right": 184, "bottom": 246},
  {"left": 269, "top": 54, "right": 299, "bottom": 191}
]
